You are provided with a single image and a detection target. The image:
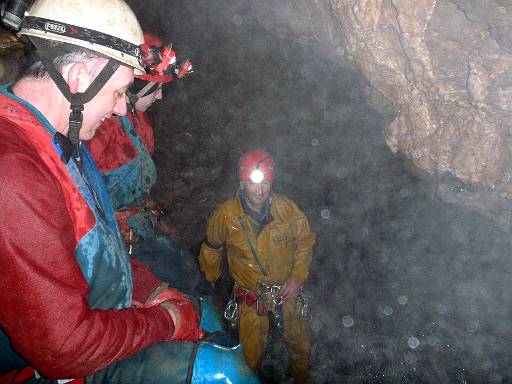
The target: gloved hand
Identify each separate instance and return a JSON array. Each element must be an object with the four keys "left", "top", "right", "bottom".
[
  {"left": 160, "top": 299, "right": 204, "bottom": 341},
  {"left": 138, "top": 284, "right": 205, "bottom": 342}
]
